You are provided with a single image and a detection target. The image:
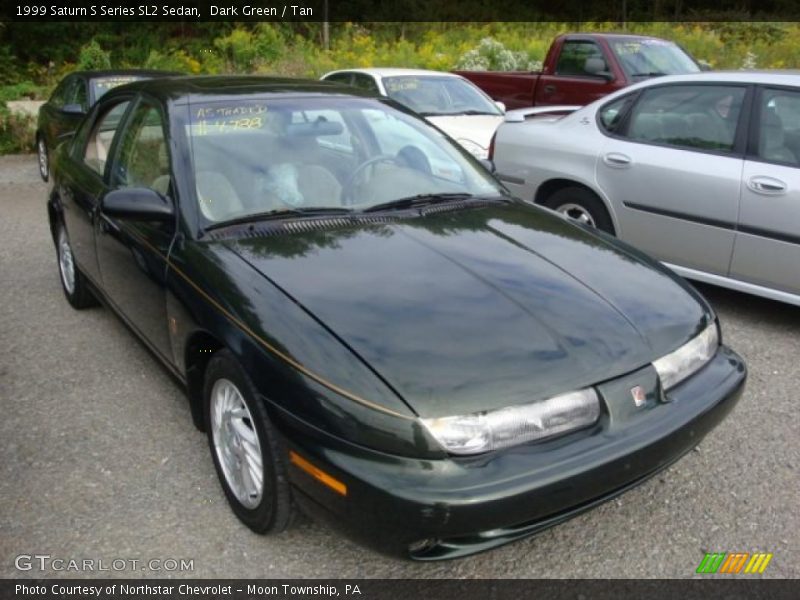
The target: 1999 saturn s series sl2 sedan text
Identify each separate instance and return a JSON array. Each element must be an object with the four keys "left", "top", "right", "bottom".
[{"left": 47, "top": 76, "right": 746, "bottom": 559}]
